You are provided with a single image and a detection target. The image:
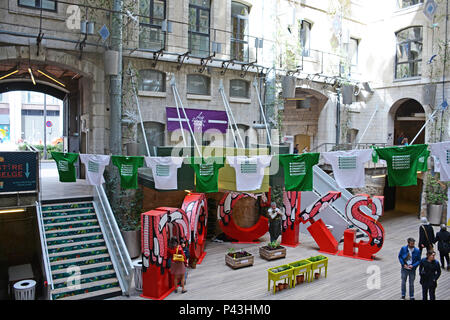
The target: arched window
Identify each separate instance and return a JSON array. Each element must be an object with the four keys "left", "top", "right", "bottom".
[
  {"left": 138, "top": 69, "right": 166, "bottom": 92},
  {"left": 187, "top": 74, "right": 211, "bottom": 96},
  {"left": 395, "top": 26, "right": 423, "bottom": 79},
  {"left": 229, "top": 79, "right": 250, "bottom": 98}
]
